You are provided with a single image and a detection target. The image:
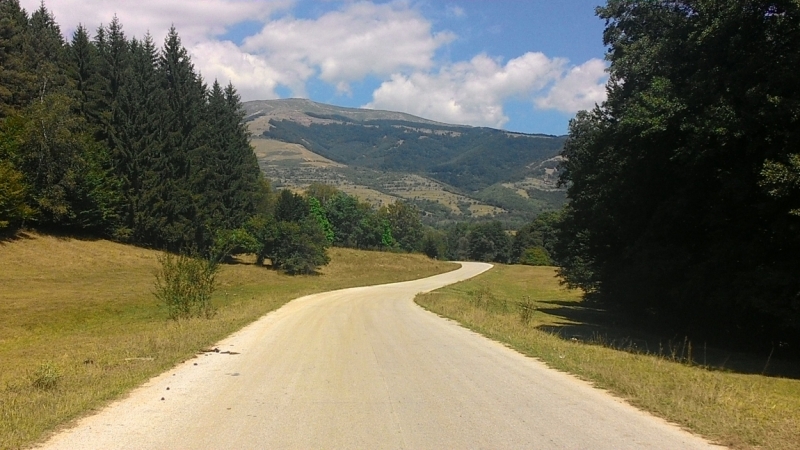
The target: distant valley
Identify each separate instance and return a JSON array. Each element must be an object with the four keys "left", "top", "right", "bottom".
[{"left": 244, "top": 99, "right": 566, "bottom": 226}]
